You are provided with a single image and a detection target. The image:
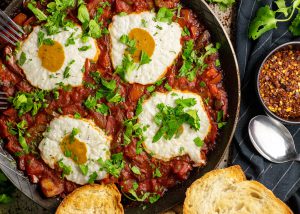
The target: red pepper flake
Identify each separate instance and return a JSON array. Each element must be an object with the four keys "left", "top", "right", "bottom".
[{"left": 259, "top": 49, "right": 300, "bottom": 119}]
